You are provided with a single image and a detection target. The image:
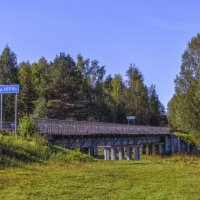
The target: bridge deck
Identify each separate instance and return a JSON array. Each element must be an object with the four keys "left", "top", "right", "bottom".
[{"left": 34, "top": 118, "right": 170, "bottom": 136}]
